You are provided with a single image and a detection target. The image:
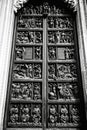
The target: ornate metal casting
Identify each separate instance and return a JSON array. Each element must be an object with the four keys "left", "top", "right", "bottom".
[
  {"left": 6, "top": 0, "right": 84, "bottom": 129},
  {"left": 8, "top": 104, "right": 42, "bottom": 126},
  {"left": 48, "top": 104, "right": 80, "bottom": 127},
  {"left": 14, "top": 0, "right": 77, "bottom": 13},
  {"left": 11, "top": 82, "right": 41, "bottom": 100}
]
